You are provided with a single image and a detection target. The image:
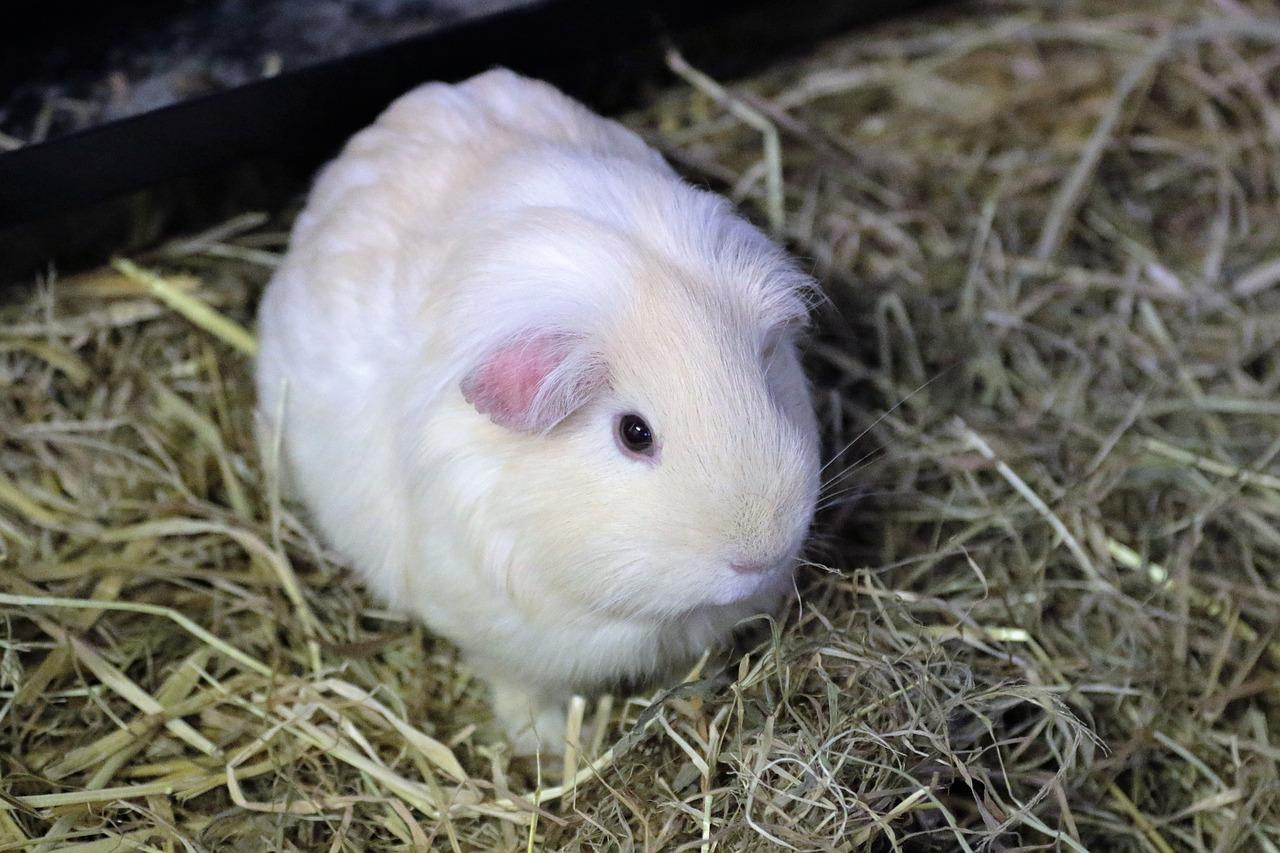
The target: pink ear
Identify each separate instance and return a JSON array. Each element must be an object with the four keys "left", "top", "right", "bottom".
[{"left": 460, "top": 332, "right": 606, "bottom": 433}]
